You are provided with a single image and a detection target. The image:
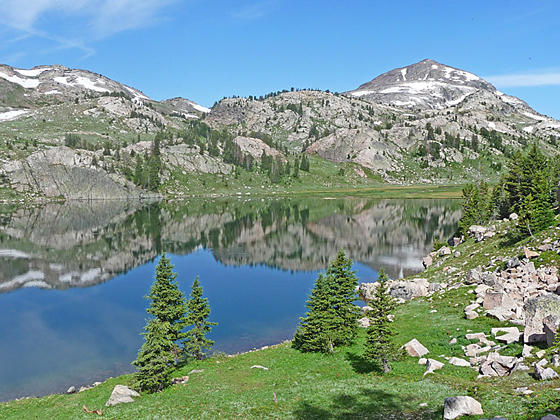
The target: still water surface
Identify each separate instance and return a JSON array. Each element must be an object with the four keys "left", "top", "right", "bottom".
[{"left": 0, "top": 196, "right": 460, "bottom": 401}]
